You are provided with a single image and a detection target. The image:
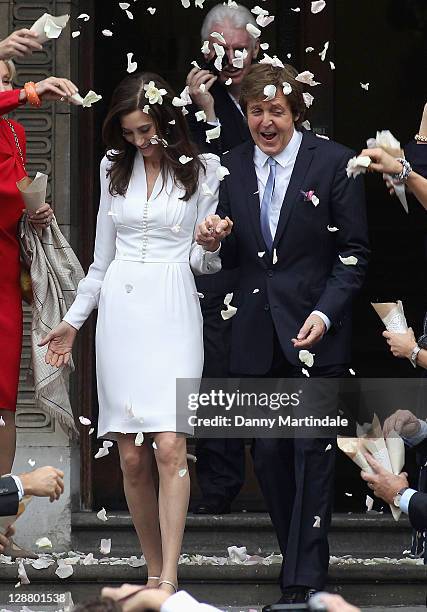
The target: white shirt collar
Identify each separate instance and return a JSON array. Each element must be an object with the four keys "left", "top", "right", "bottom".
[{"left": 254, "top": 129, "right": 303, "bottom": 169}]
